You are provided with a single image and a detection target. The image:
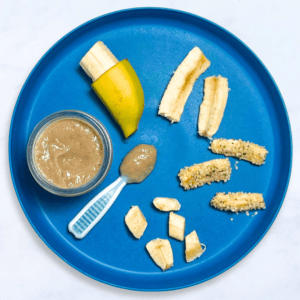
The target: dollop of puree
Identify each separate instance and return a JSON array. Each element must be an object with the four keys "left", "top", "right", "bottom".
[
  {"left": 34, "top": 118, "right": 104, "bottom": 188},
  {"left": 120, "top": 144, "right": 157, "bottom": 183}
]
